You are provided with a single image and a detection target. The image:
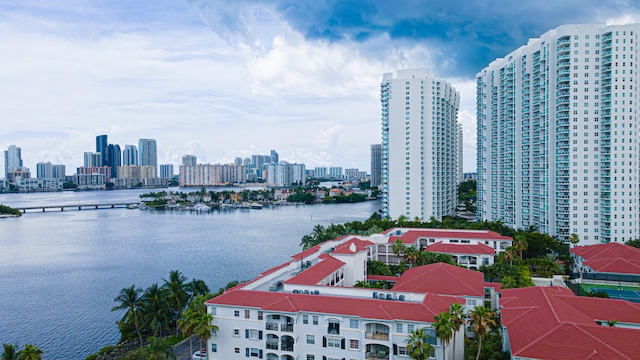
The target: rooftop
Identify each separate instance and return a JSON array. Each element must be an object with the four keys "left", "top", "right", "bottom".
[
  {"left": 387, "top": 228, "right": 512, "bottom": 244},
  {"left": 425, "top": 241, "right": 496, "bottom": 255},
  {"left": 571, "top": 242, "right": 640, "bottom": 274},
  {"left": 501, "top": 286, "right": 640, "bottom": 360}
]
